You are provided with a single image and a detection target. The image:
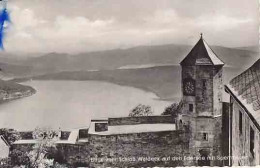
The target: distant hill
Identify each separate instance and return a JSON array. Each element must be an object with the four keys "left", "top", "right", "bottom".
[
  {"left": 0, "top": 62, "right": 32, "bottom": 78},
  {"left": 5, "top": 43, "right": 257, "bottom": 100},
  {"left": 11, "top": 65, "right": 243, "bottom": 101},
  {"left": 24, "top": 44, "right": 259, "bottom": 71},
  {"left": 234, "top": 46, "right": 259, "bottom": 52},
  {"left": 0, "top": 43, "right": 258, "bottom": 78}
]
